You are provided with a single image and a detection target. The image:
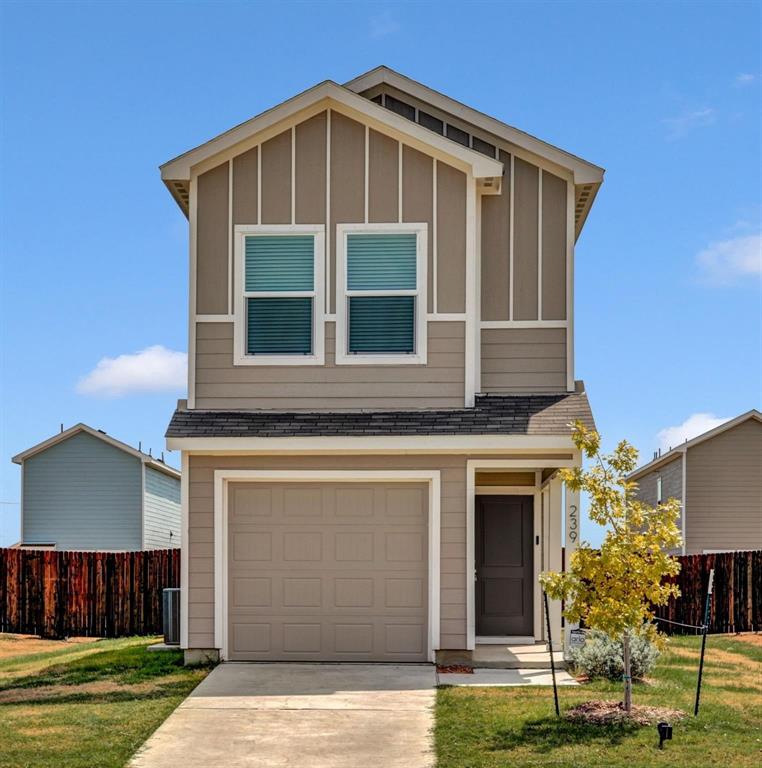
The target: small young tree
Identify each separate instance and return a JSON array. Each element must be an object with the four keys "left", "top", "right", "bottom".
[{"left": 540, "top": 421, "right": 682, "bottom": 713}]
